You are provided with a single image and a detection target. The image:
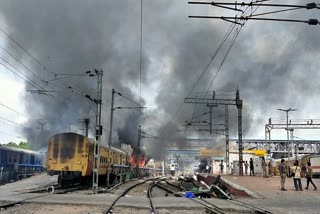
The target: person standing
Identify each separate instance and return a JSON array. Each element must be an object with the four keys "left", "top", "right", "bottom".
[
  {"left": 219, "top": 160, "right": 224, "bottom": 175},
  {"left": 301, "top": 164, "right": 307, "bottom": 178},
  {"left": 261, "top": 157, "right": 267, "bottom": 178},
  {"left": 291, "top": 162, "right": 302, "bottom": 191},
  {"left": 305, "top": 162, "right": 317, "bottom": 190},
  {"left": 279, "top": 159, "right": 287, "bottom": 191},
  {"left": 244, "top": 161, "right": 249, "bottom": 175},
  {"left": 230, "top": 163, "right": 234, "bottom": 175},
  {"left": 249, "top": 158, "right": 255, "bottom": 176}
]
